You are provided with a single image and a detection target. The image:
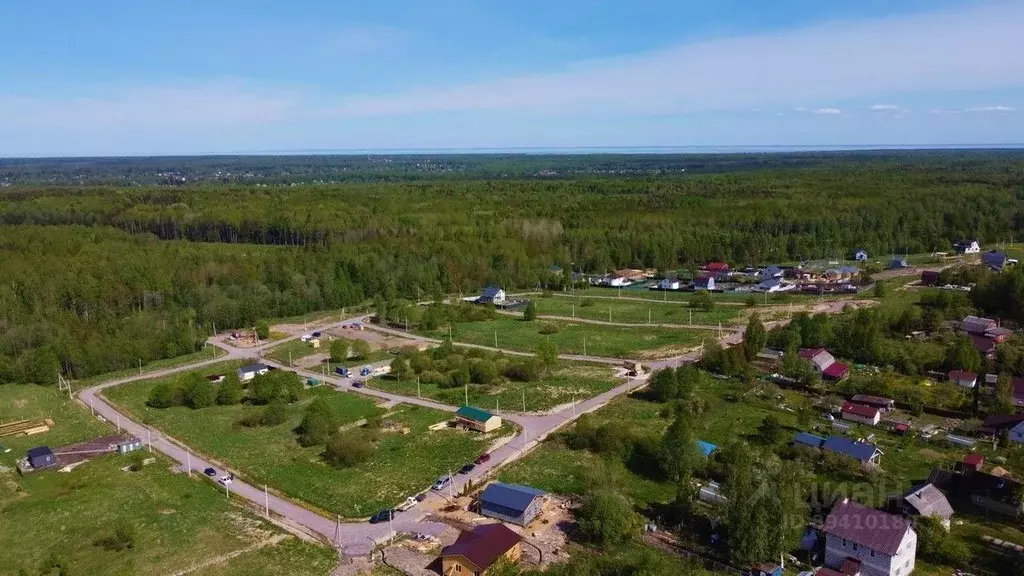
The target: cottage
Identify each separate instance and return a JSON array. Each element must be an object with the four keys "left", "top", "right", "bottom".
[
  {"left": 26, "top": 446, "right": 56, "bottom": 469},
  {"left": 236, "top": 363, "right": 269, "bottom": 382},
  {"left": 604, "top": 274, "right": 630, "bottom": 287},
  {"left": 1011, "top": 421, "right": 1024, "bottom": 444},
  {"left": 704, "top": 262, "right": 730, "bottom": 274},
  {"left": 887, "top": 257, "right": 908, "bottom": 270},
  {"left": 928, "top": 468, "right": 1023, "bottom": 518},
  {"left": 970, "top": 334, "right": 997, "bottom": 359},
  {"left": 902, "top": 483, "right": 954, "bottom": 528},
  {"left": 841, "top": 402, "right": 881, "bottom": 426},
  {"left": 478, "top": 286, "right": 507, "bottom": 305},
  {"left": 478, "top": 483, "right": 546, "bottom": 526},
  {"left": 963, "top": 453, "right": 985, "bottom": 472},
  {"left": 693, "top": 276, "right": 715, "bottom": 291},
  {"left": 851, "top": 395, "right": 896, "bottom": 412},
  {"left": 920, "top": 270, "right": 941, "bottom": 286},
  {"left": 657, "top": 277, "right": 681, "bottom": 291},
  {"left": 698, "top": 481, "right": 727, "bottom": 505},
  {"left": 760, "top": 265, "right": 785, "bottom": 279},
  {"left": 822, "top": 436, "right": 882, "bottom": 465},
  {"left": 822, "top": 499, "right": 917, "bottom": 576},
  {"left": 979, "top": 414, "right": 1024, "bottom": 436},
  {"left": 947, "top": 370, "right": 977, "bottom": 389},
  {"left": 982, "top": 250, "right": 1012, "bottom": 271},
  {"left": 754, "top": 277, "right": 789, "bottom": 293},
  {"left": 440, "top": 523, "right": 523, "bottom": 576},
  {"left": 961, "top": 315, "right": 996, "bottom": 335},
  {"left": 799, "top": 348, "right": 850, "bottom": 381},
  {"left": 953, "top": 239, "right": 981, "bottom": 254},
  {"left": 853, "top": 249, "right": 869, "bottom": 261},
  {"left": 456, "top": 406, "right": 502, "bottom": 433},
  {"left": 822, "top": 363, "right": 850, "bottom": 381}
]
